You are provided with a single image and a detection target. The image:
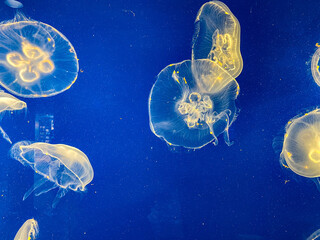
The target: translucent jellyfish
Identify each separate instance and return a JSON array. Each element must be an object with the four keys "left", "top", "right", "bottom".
[
  {"left": 0, "top": 12, "right": 79, "bottom": 97},
  {"left": 307, "top": 229, "right": 320, "bottom": 240},
  {"left": 4, "top": 0, "right": 23, "bottom": 9},
  {"left": 192, "top": 1, "right": 243, "bottom": 78},
  {"left": 311, "top": 44, "right": 320, "bottom": 87},
  {"left": 14, "top": 219, "right": 39, "bottom": 240},
  {"left": 0, "top": 90, "right": 26, "bottom": 144},
  {"left": 281, "top": 109, "right": 320, "bottom": 179},
  {"left": 10, "top": 141, "right": 94, "bottom": 207},
  {"left": 148, "top": 59, "right": 239, "bottom": 149}
]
